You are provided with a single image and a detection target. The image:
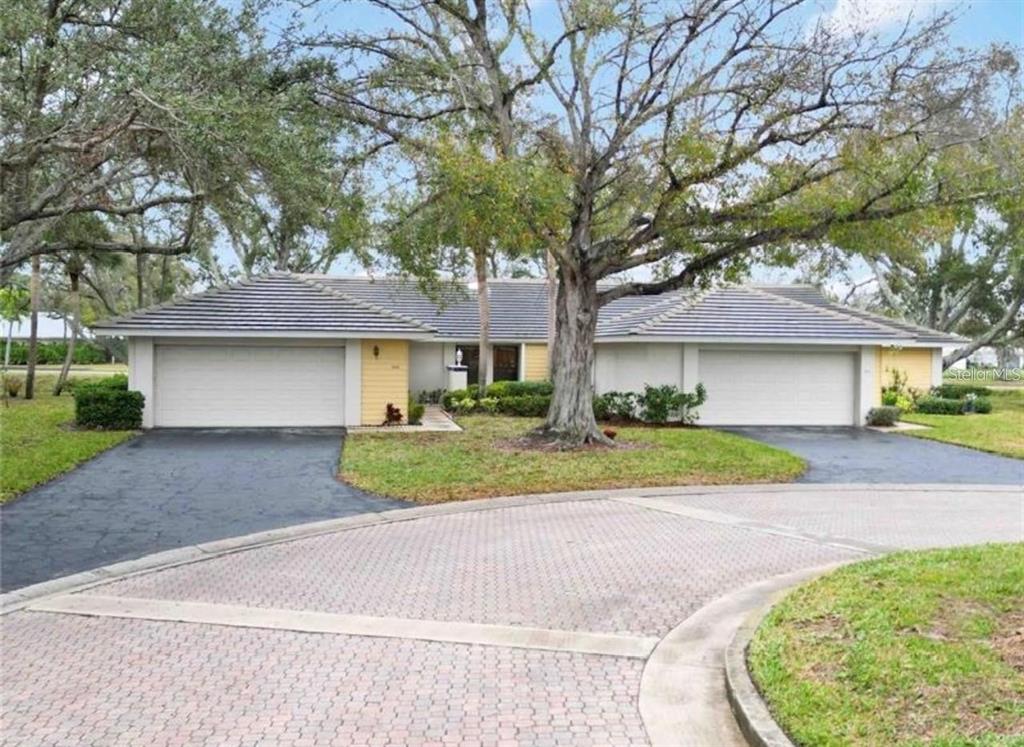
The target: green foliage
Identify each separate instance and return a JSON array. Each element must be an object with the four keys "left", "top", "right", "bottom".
[
  {"left": 866, "top": 406, "right": 901, "bottom": 426},
  {"left": 593, "top": 391, "right": 639, "bottom": 422},
  {"left": 407, "top": 396, "right": 425, "bottom": 426},
  {"left": 74, "top": 387, "right": 143, "bottom": 429},
  {"left": 914, "top": 396, "right": 965, "bottom": 415},
  {"left": 971, "top": 397, "right": 993, "bottom": 414},
  {"left": 486, "top": 380, "right": 553, "bottom": 397},
  {"left": 4, "top": 339, "right": 109, "bottom": 365},
  {"left": 932, "top": 383, "right": 993, "bottom": 399},
  {"left": 496, "top": 394, "right": 549, "bottom": 417},
  {"left": 383, "top": 136, "right": 568, "bottom": 286},
  {"left": 638, "top": 384, "right": 707, "bottom": 425}
]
